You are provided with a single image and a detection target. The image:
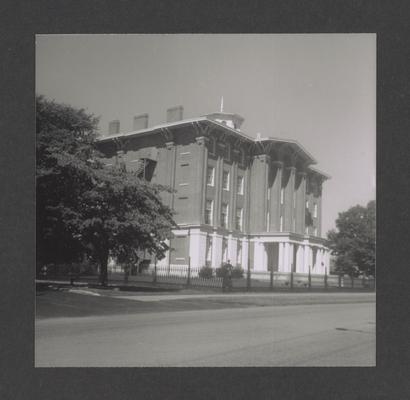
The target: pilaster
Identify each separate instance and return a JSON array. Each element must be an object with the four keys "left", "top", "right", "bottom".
[
  {"left": 165, "top": 141, "right": 176, "bottom": 208},
  {"left": 249, "top": 154, "right": 271, "bottom": 232},
  {"left": 230, "top": 161, "right": 238, "bottom": 230},
  {"left": 243, "top": 164, "right": 251, "bottom": 233},
  {"left": 295, "top": 171, "right": 307, "bottom": 234},
  {"left": 283, "top": 167, "right": 296, "bottom": 232},
  {"left": 211, "top": 232, "right": 222, "bottom": 268},
  {"left": 269, "top": 161, "right": 283, "bottom": 232},
  {"left": 194, "top": 136, "right": 209, "bottom": 225},
  {"left": 213, "top": 156, "right": 224, "bottom": 227}
]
